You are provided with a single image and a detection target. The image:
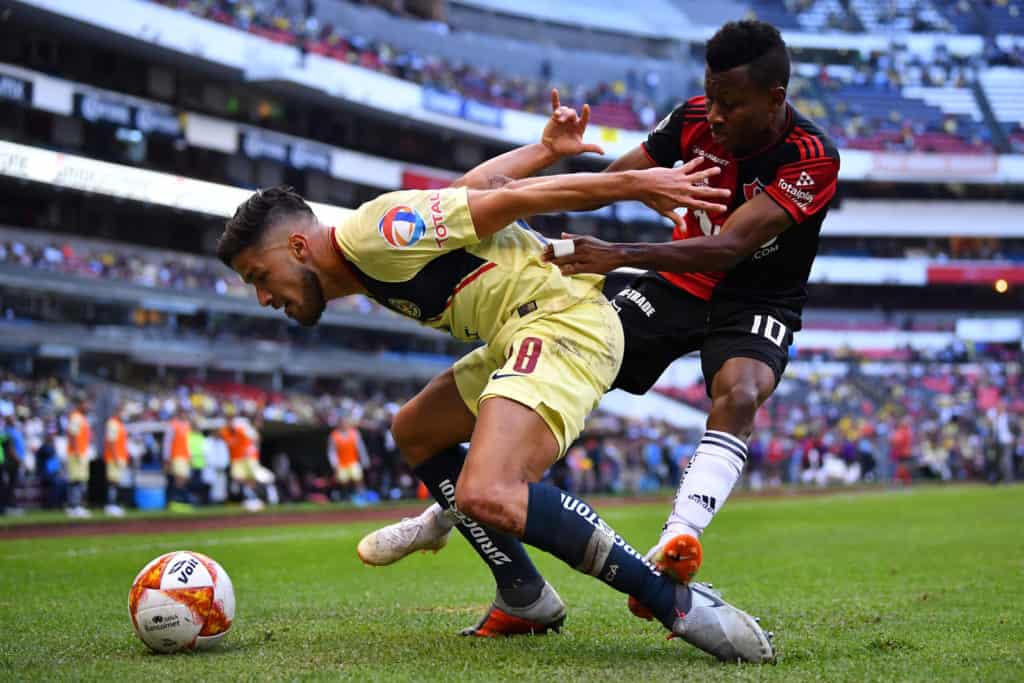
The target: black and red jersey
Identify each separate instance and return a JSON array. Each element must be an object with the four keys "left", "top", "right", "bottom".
[{"left": 642, "top": 95, "right": 840, "bottom": 324}]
